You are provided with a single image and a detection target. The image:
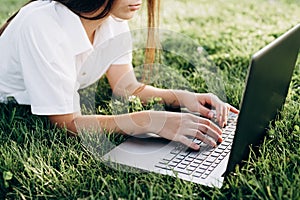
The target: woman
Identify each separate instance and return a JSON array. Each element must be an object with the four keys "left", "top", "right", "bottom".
[{"left": 0, "top": 0, "right": 238, "bottom": 150}]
